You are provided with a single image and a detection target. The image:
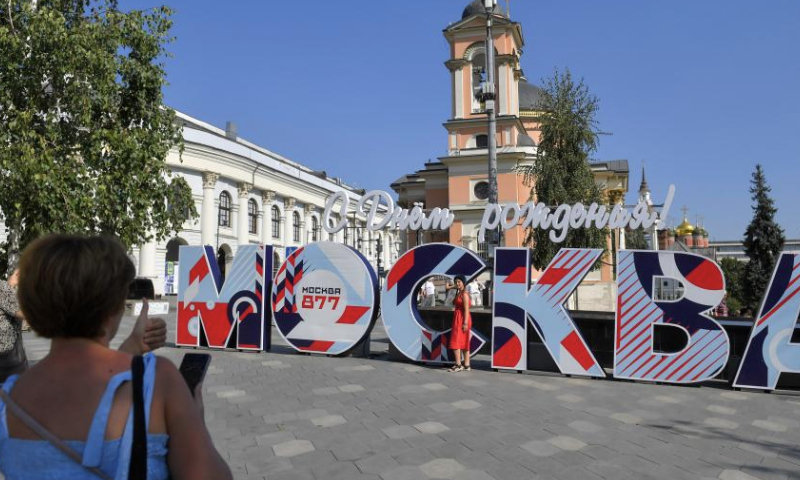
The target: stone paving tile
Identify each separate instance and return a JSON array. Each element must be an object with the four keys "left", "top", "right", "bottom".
[
  {"left": 452, "top": 399, "right": 481, "bottom": 410},
  {"left": 312, "top": 414, "right": 347, "bottom": 427},
  {"left": 273, "top": 439, "right": 315, "bottom": 457},
  {"left": 752, "top": 420, "right": 787, "bottom": 432},
  {"left": 414, "top": 421, "right": 450, "bottom": 434},
  {"left": 381, "top": 465, "right": 426, "bottom": 480},
  {"left": 708, "top": 404, "right": 738, "bottom": 415},
  {"left": 382, "top": 424, "right": 421, "bottom": 440},
  {"left": 706, "top": 417, "right": 740, "bottom": 429},
  {"left": 521, "top": 439, "right": 560, "bottom": 457},
  {"left": 719, "top": 470, "right": 765, "bottom": 480},
  {"left": 610, "top": 412, "right": 642, "bottom": 424},
  {"left": 548, "top": 435, "right": 587, "bottom": 451},
  {"left": 420, "top": 458, "right": 465, "bottom": 479}
]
